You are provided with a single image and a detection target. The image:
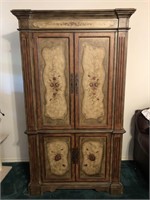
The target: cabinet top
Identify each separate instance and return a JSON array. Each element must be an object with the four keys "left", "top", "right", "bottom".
[{"left": 11, "top": 9, "right": 136, "bottom": 30}]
